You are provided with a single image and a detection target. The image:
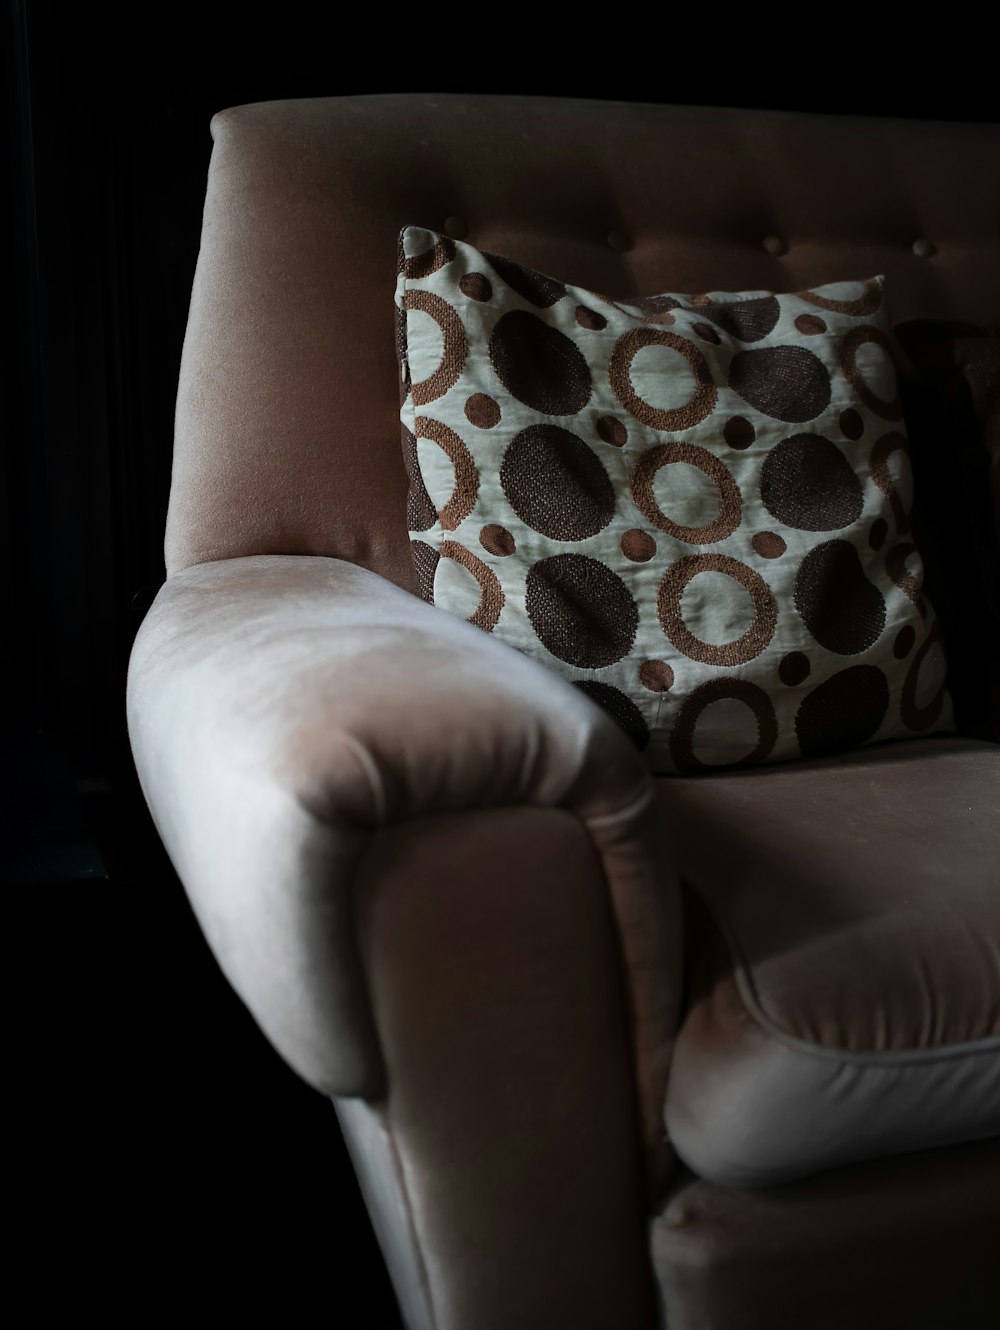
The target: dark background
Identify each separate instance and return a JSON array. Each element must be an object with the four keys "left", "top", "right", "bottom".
[{"left": 4, "top": 6, "right": 993, "bottom": 1322}]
